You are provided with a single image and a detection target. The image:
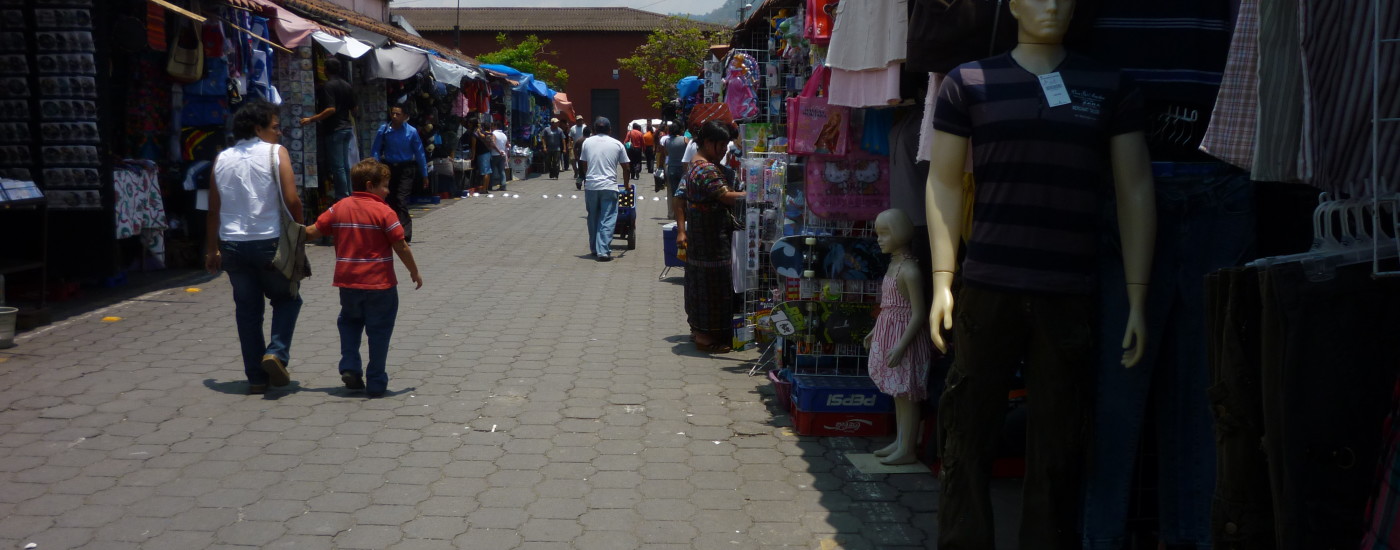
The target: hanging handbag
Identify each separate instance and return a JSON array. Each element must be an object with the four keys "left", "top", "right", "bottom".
[
  {"left": 267, "top": 144, "right": 311, "bottom": 294},
  {"left": 166, "top": 19, "right": 203, "bottom": 84},
  {"left": 786, "top": 65, "right": 849, "bottom": 156},
  {"left": 805, "top": 151, "right": 889, "bottom": 220}
]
